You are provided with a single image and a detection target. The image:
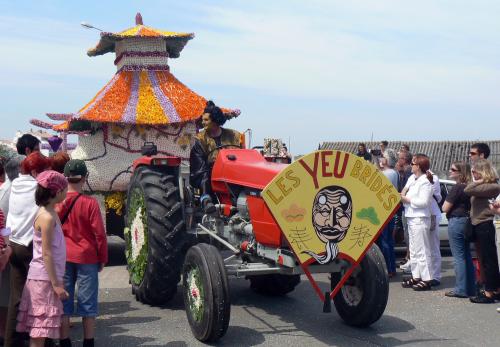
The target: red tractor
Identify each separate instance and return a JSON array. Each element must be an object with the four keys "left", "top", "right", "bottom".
[{"left": 124, "top": 142, "right": 391, "bottom": 342}]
